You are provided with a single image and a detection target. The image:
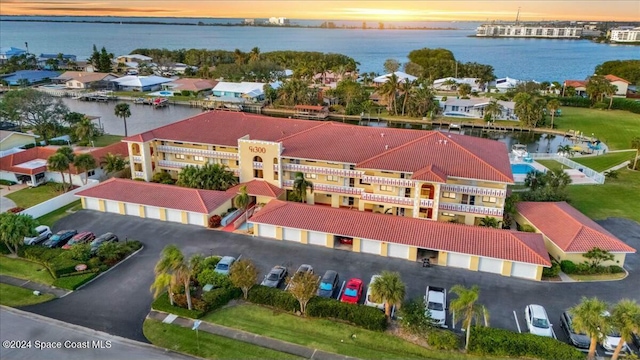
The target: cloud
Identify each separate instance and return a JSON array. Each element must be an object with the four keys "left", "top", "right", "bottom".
[{"left": 18, "top": 5, "right": 170, "bottom": 13}]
